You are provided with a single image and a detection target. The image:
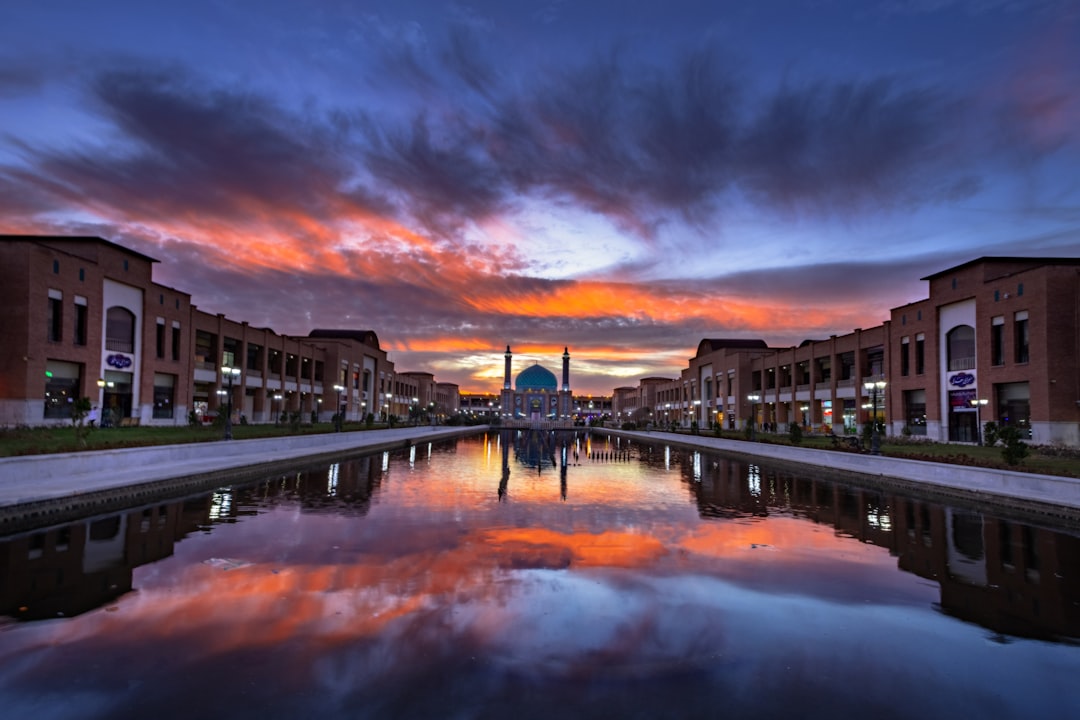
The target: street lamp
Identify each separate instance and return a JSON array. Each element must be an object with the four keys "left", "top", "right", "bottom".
[
  {"left": 747, "top": 393, "right": 760, "bottom": 441},
  {"left": 970, "top": 397, "right": 989, "bottom": 444},
  {"left": 272, "top": 393, "right": 283, "bottom": 425},
  {"left": 385, "top": 392, "right": 392, "bottom": 422},
  {"left": 333, "top": 384, "right": 345, "bottom": 432},
  {"left": 221, "top": 365, "right": 240, "bottom": 440},
  {"left": 863, "top": 380, "right": 887, "bottom": 455},
  {"left": 412, "top": 396, "right": 419, "bottom": 425}
]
